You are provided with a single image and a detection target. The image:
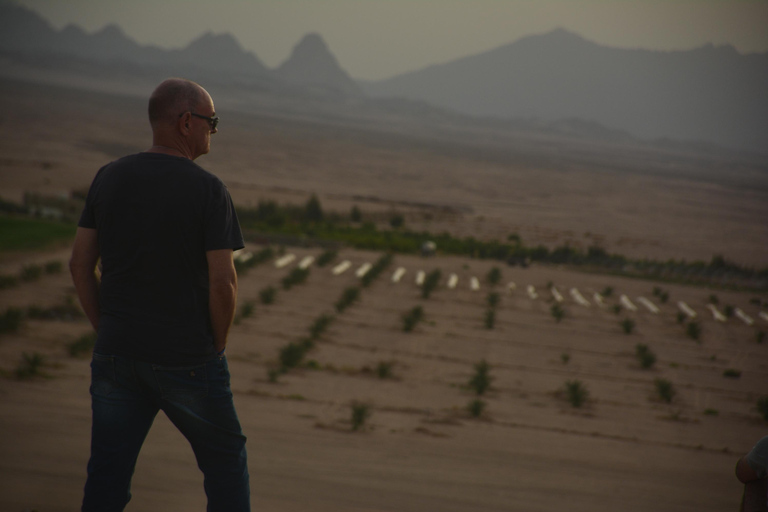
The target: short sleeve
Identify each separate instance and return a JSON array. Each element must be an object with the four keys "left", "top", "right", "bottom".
[
  {"left": 747, "top": 436, "right": 768, "bottom": 479},
  {"left": 78, "top": 168, "right": 104, "bottom": 229},
  {"left": 204, "top": 180, "right": 244, "bottom": 252}
]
